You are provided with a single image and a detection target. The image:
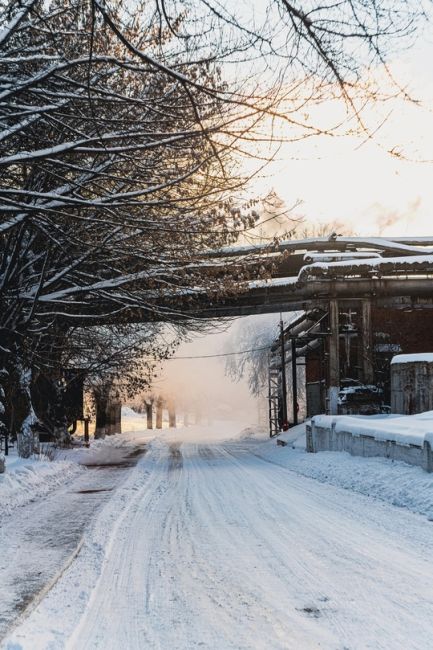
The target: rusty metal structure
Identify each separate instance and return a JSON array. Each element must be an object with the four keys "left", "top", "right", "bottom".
[{"left": 216, "top": 235, "right": 433, "bottom": 432}]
